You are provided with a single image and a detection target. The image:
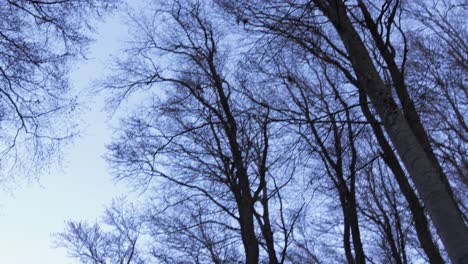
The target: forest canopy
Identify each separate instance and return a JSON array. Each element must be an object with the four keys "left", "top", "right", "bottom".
[{"left": 4, "top": 0, "right": 465, "bottom": 263}]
